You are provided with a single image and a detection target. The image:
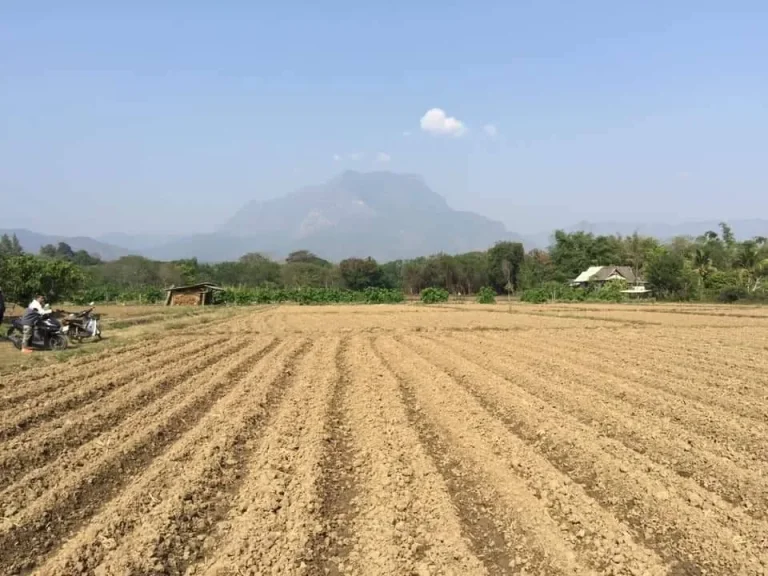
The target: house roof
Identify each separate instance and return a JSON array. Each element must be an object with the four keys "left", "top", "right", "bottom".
[
  {"left": 164, "top": 282, "right": 225, "bottom": 292},
  {"left": 573, "top": 266, "right": 643, "bottom": 283},
  {"left": 572, "top": 266, "right": 603, "bottom": 283}
]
